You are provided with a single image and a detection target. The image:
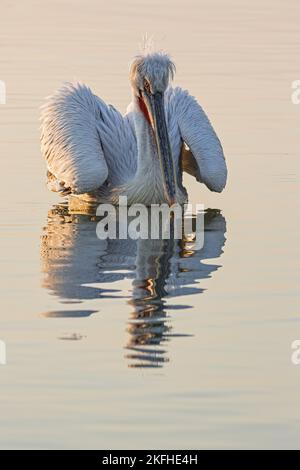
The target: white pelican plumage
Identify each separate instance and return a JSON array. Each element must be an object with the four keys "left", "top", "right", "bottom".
[{"left": 41, "top": 49, "right": 227, "bottom": 205}]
